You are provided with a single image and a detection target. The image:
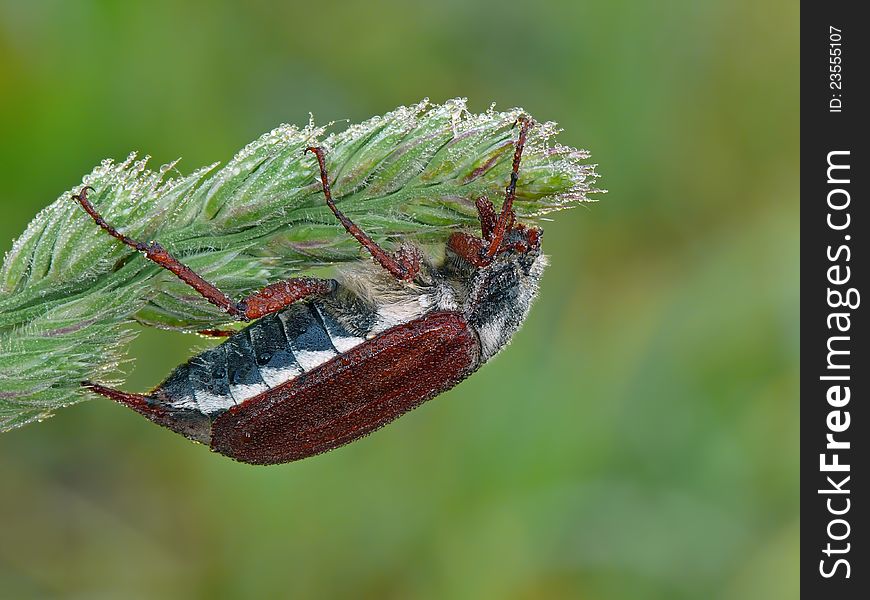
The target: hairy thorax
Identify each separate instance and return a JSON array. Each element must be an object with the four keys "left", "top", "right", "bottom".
[{"left": 331, "top": 248, "right": 547, "bottom": 363}]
